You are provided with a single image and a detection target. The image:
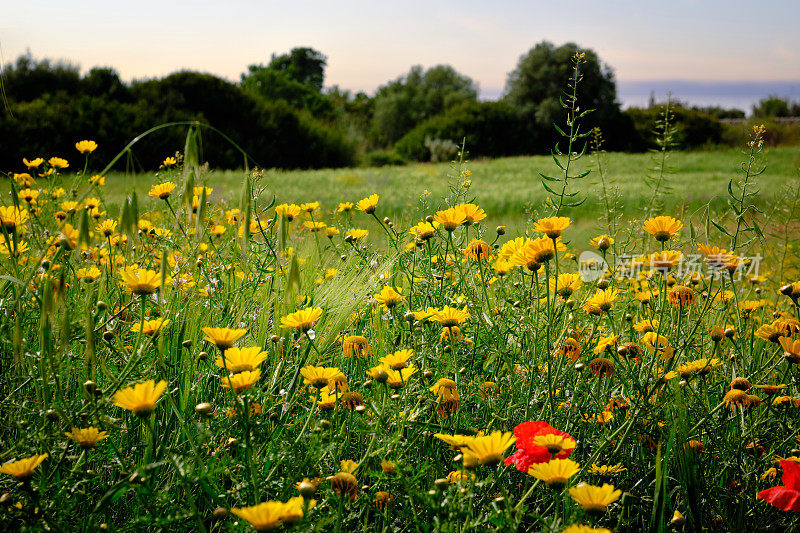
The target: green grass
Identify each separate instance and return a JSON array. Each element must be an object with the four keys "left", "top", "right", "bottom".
[{"left": 95, "top": 145, "right": 799, "bottom": 243}]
